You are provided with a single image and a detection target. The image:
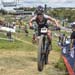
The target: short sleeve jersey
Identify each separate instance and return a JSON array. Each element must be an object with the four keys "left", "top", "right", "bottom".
[{"left": 30, "top": 14, "right": 50, "bottom": 27}]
